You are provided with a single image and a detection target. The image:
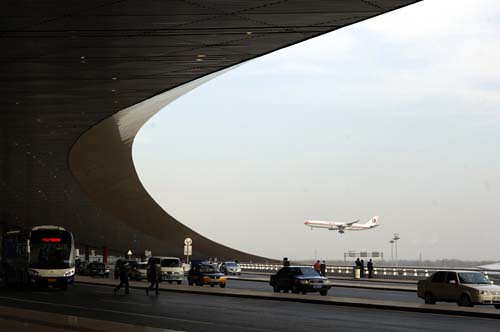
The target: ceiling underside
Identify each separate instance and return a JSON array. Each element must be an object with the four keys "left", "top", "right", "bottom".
[{"left": 0, "top": 0, "right": 420, "bottom": 259}]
